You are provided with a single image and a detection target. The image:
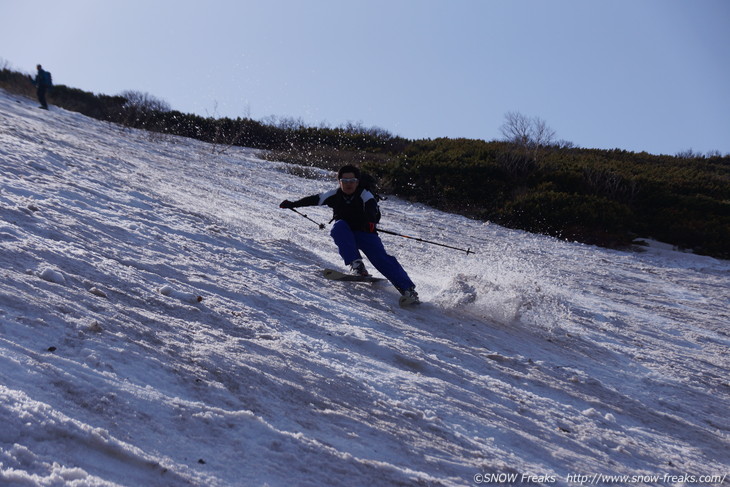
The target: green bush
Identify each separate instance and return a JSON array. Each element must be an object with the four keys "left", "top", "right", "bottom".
[
  {"left": 499, "top": 190, "right": 635, "bottom": 246},
  {"left": 375, "top": 138, "right": 728, "bottom": 257}
]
